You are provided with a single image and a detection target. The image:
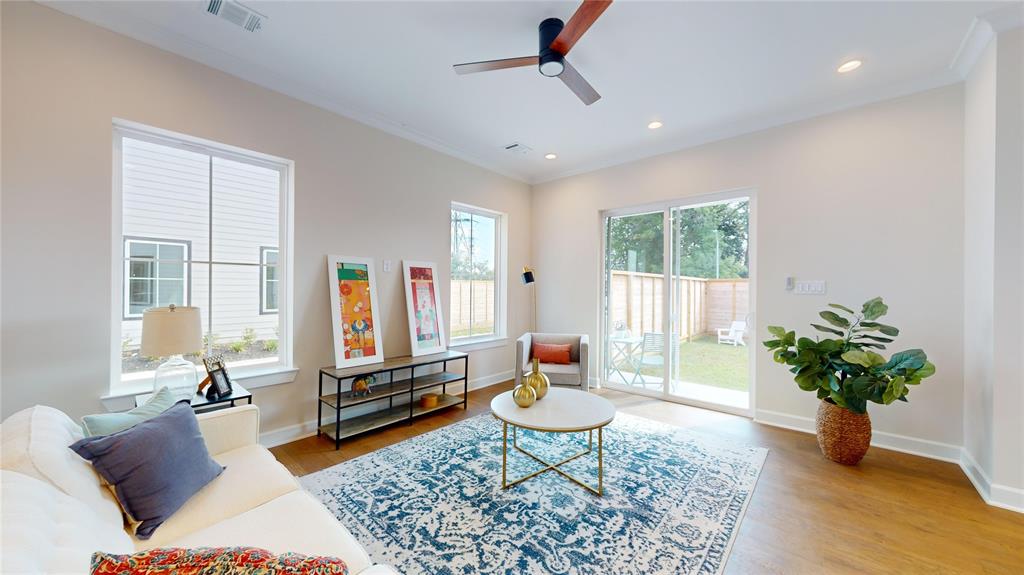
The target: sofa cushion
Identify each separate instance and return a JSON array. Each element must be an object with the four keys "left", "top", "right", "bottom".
[
  {"left": 1, "top": 470, "right": 134, "bottom": 575},
  {"left": 158, "top": 491, "right": 372, "bottom": 574},
  {"left": 539, "top": 362, "right": 582, "bottom": 385},
  {"left": 135, "top": 444, "right": 301, "bottom": 548},
  {"left": 91, "top": 547, "right": 350, "bottom": 575},
  {"left": 532, "top": 343, "right": 572, "bottom": 364},
  {"left": 81, "top": 386, "right": 177, "bottom": 437},
  {"left": 0, "top": 405, "right": 125, "bottom": 528}
]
